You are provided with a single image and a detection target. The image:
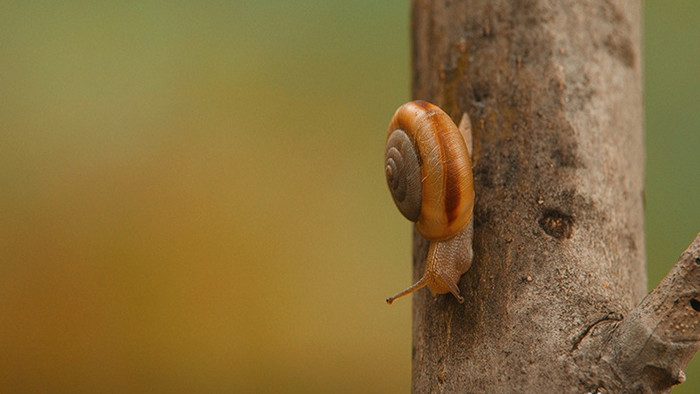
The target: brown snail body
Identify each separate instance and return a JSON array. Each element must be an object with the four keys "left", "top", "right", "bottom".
[{"left": 385, "top": 101, "right": 475, "bottom": 304}]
